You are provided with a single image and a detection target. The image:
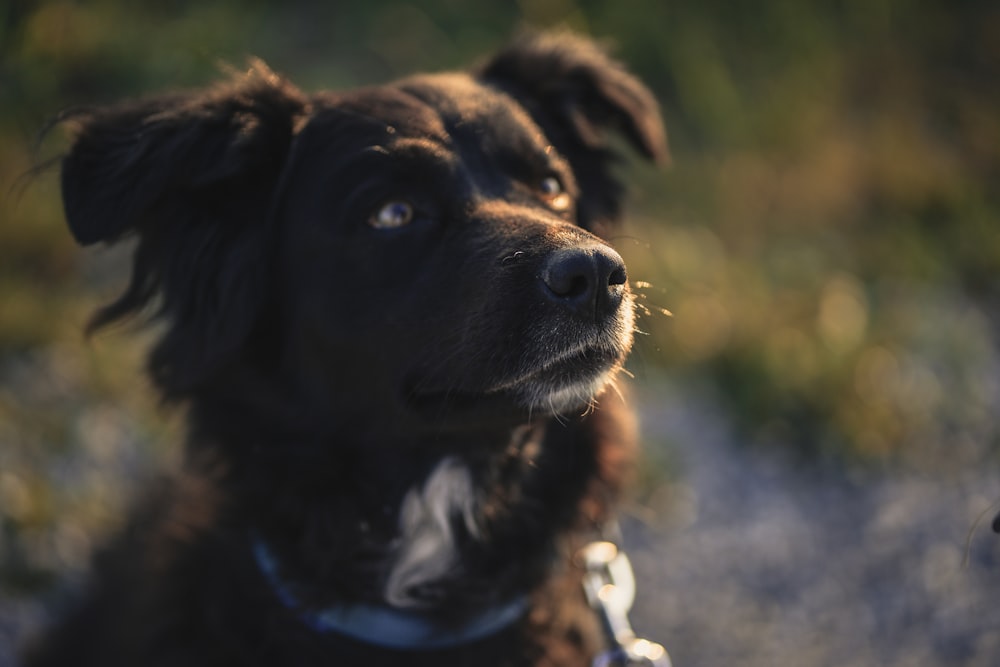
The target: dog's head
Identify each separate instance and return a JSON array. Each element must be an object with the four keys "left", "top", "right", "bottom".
[{"left": 60, "top": 32, "right": 666, "bottom": 437}]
